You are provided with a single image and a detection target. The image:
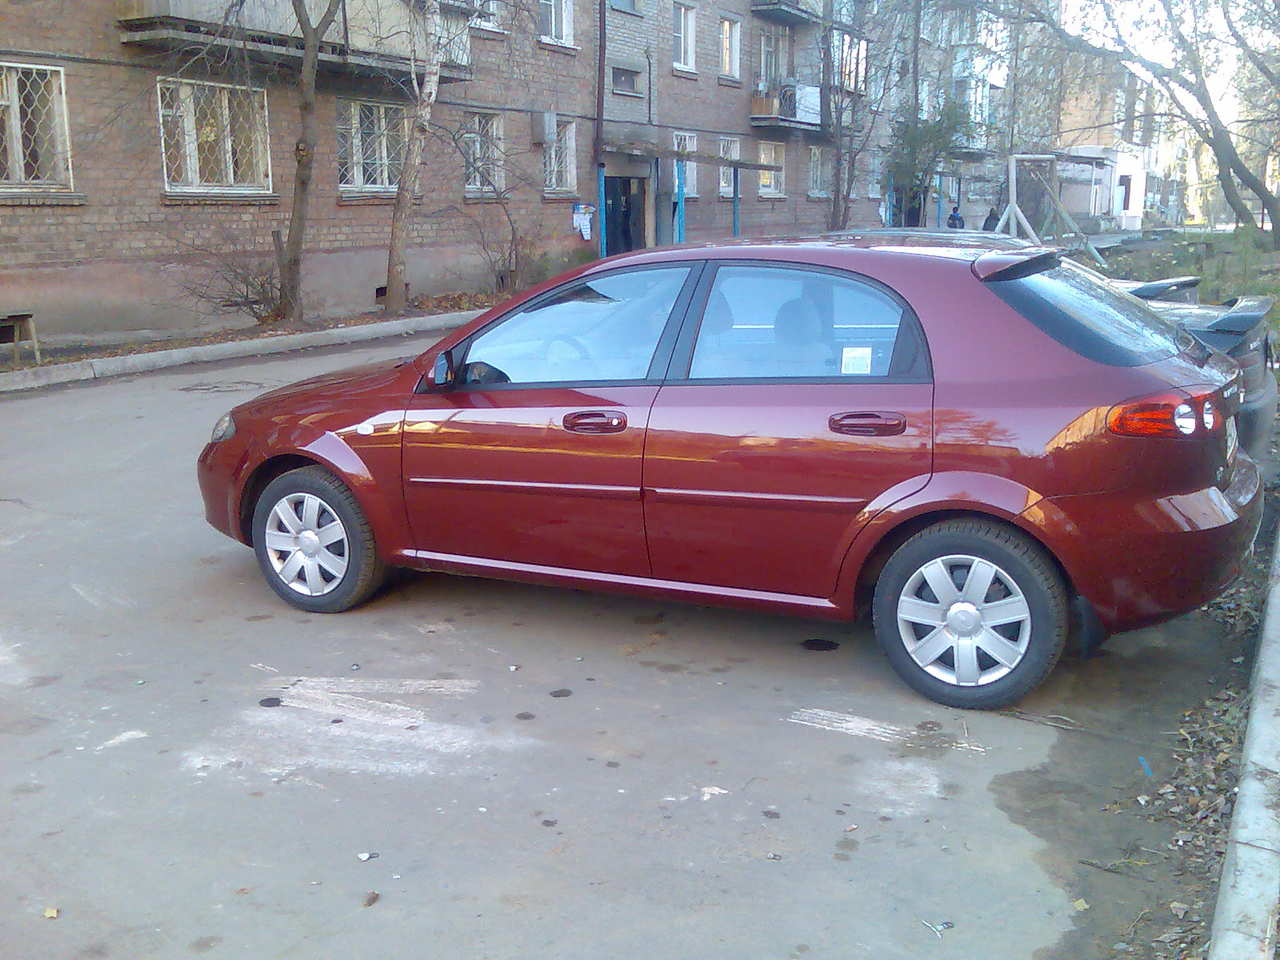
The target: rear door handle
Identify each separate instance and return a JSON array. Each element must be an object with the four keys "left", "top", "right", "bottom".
[
  {"left": 563, "top": 410, "right": 628, "bottom": 434},
  {"left": 829, "top": 411, "right": 907, "bottom": 437}
]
